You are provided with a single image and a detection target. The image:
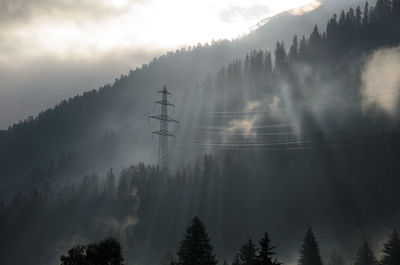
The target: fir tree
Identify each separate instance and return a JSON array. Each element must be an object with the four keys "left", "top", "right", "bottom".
[
  {"left": 355, "top": 6, "right": 362, "bottom": 28},
  {"left": 363, "top": 2, "right": 370, "bottom": 25},
  {"left": 274, "top": 42, "right": 287, "bottom": 71},
  {"left": 177, "top": 217, "right": 218, "bottom": 265},
  {"left": 298, "top": 228, "right": 323, "bottom": 265},
  {"left": 289, "top": 35, "right": 299, "bottom": 61},
  {"left": 258, "top": 232, "right": 280, "bottom": 265},
  {"left": 239, "top": 239, "right": 258, "bottom": 265},
  {"left": 380, "top": 230, "right": 400, "bottom": 265},
  {"left": 354, "top": 241, "right": 377, "bottom": 265}
]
